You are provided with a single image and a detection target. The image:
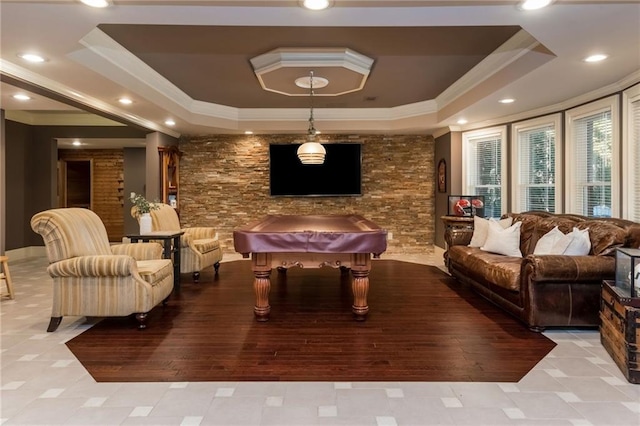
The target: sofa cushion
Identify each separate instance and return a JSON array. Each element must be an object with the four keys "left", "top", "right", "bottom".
[
  {"left": 192, "top": 238, "right": 220, "bottom": 254},
  {"left": 563, "top": 227, "right": 591, "bottom": 256},
  {"left": 533, "top": 226, "right": 572, "bottom": 255},
  {"left": 137, "top": 259, "right": 173, "bottom": 285},
  {"left": 507, "top": 214, "right": 542, "bottom": 256},
  {"left": 482, "top": 221, "right": 523, "bottom": 257},
  {"left": 469, "top": 216, "right": 513, "bottom": 248},
  {"left": 576, "top": 220, "right": 627, "bottom": 256},
  {"left": 532, "top": 216, "right": 584, "bottom": 245},
  {"left": 449, "top": 246, "right": 522, "bottom": 291}
]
